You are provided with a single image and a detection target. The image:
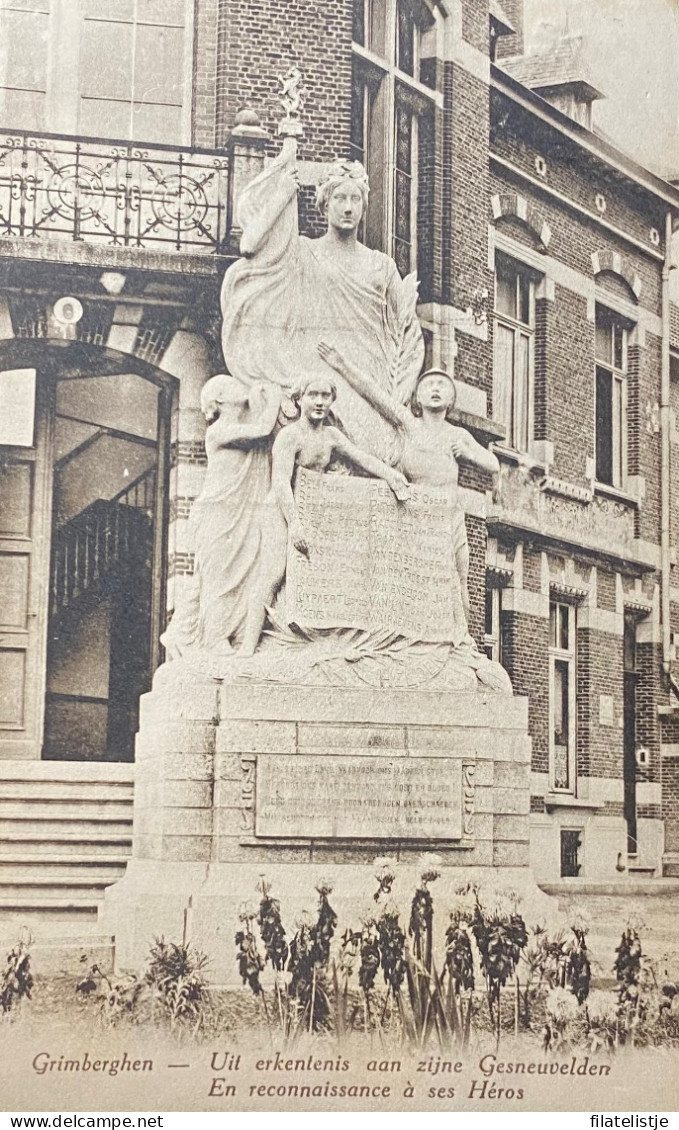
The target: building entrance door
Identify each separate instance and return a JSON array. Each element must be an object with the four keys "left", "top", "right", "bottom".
[
  {"left": 0, "top": 347, "right": 172, "bottom": 763},
  {"left": 0, "top": 369, "right": 54, "bottom": 759}
]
